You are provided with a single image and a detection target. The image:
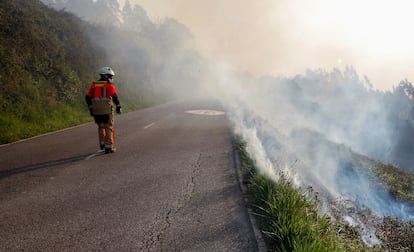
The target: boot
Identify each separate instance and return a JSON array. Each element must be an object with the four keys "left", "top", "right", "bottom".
[{"left": 105, "top": 147, "right": 116, "bottom": 154}]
